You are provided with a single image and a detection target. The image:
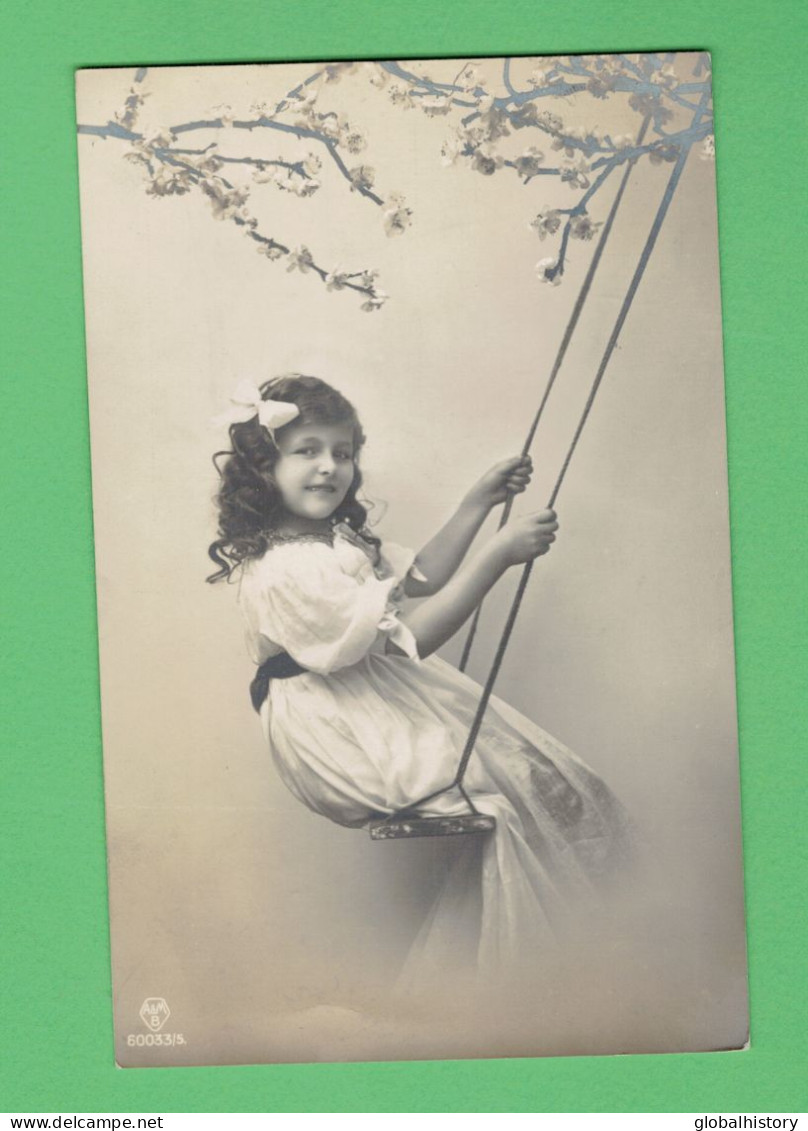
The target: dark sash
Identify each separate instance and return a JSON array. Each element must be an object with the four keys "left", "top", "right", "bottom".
[{"left": 250, "top": 652, "right": 307, "bottom": 712}]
